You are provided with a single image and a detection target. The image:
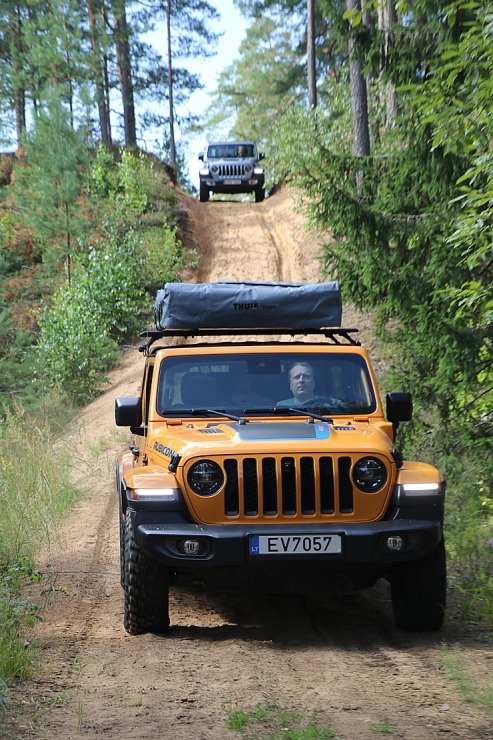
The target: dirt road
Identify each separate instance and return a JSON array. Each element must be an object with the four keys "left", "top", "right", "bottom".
[{"left": 4, "top": 190, "right": 492, "bottom": 739}]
